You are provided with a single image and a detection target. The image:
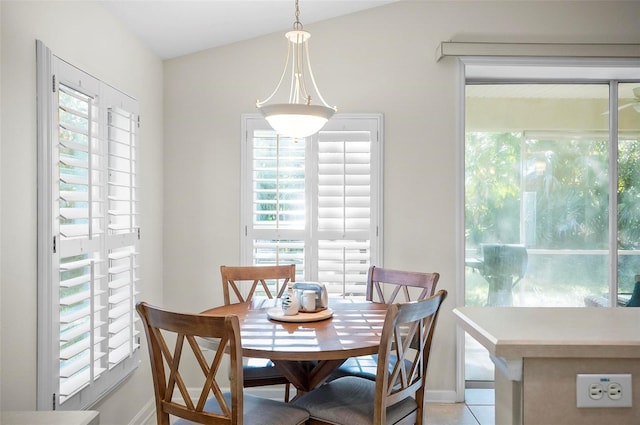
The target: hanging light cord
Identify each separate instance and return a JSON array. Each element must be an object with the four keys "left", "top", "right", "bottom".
[{"left": 293, "top": 0, "right": 303, "bottom": 30}]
